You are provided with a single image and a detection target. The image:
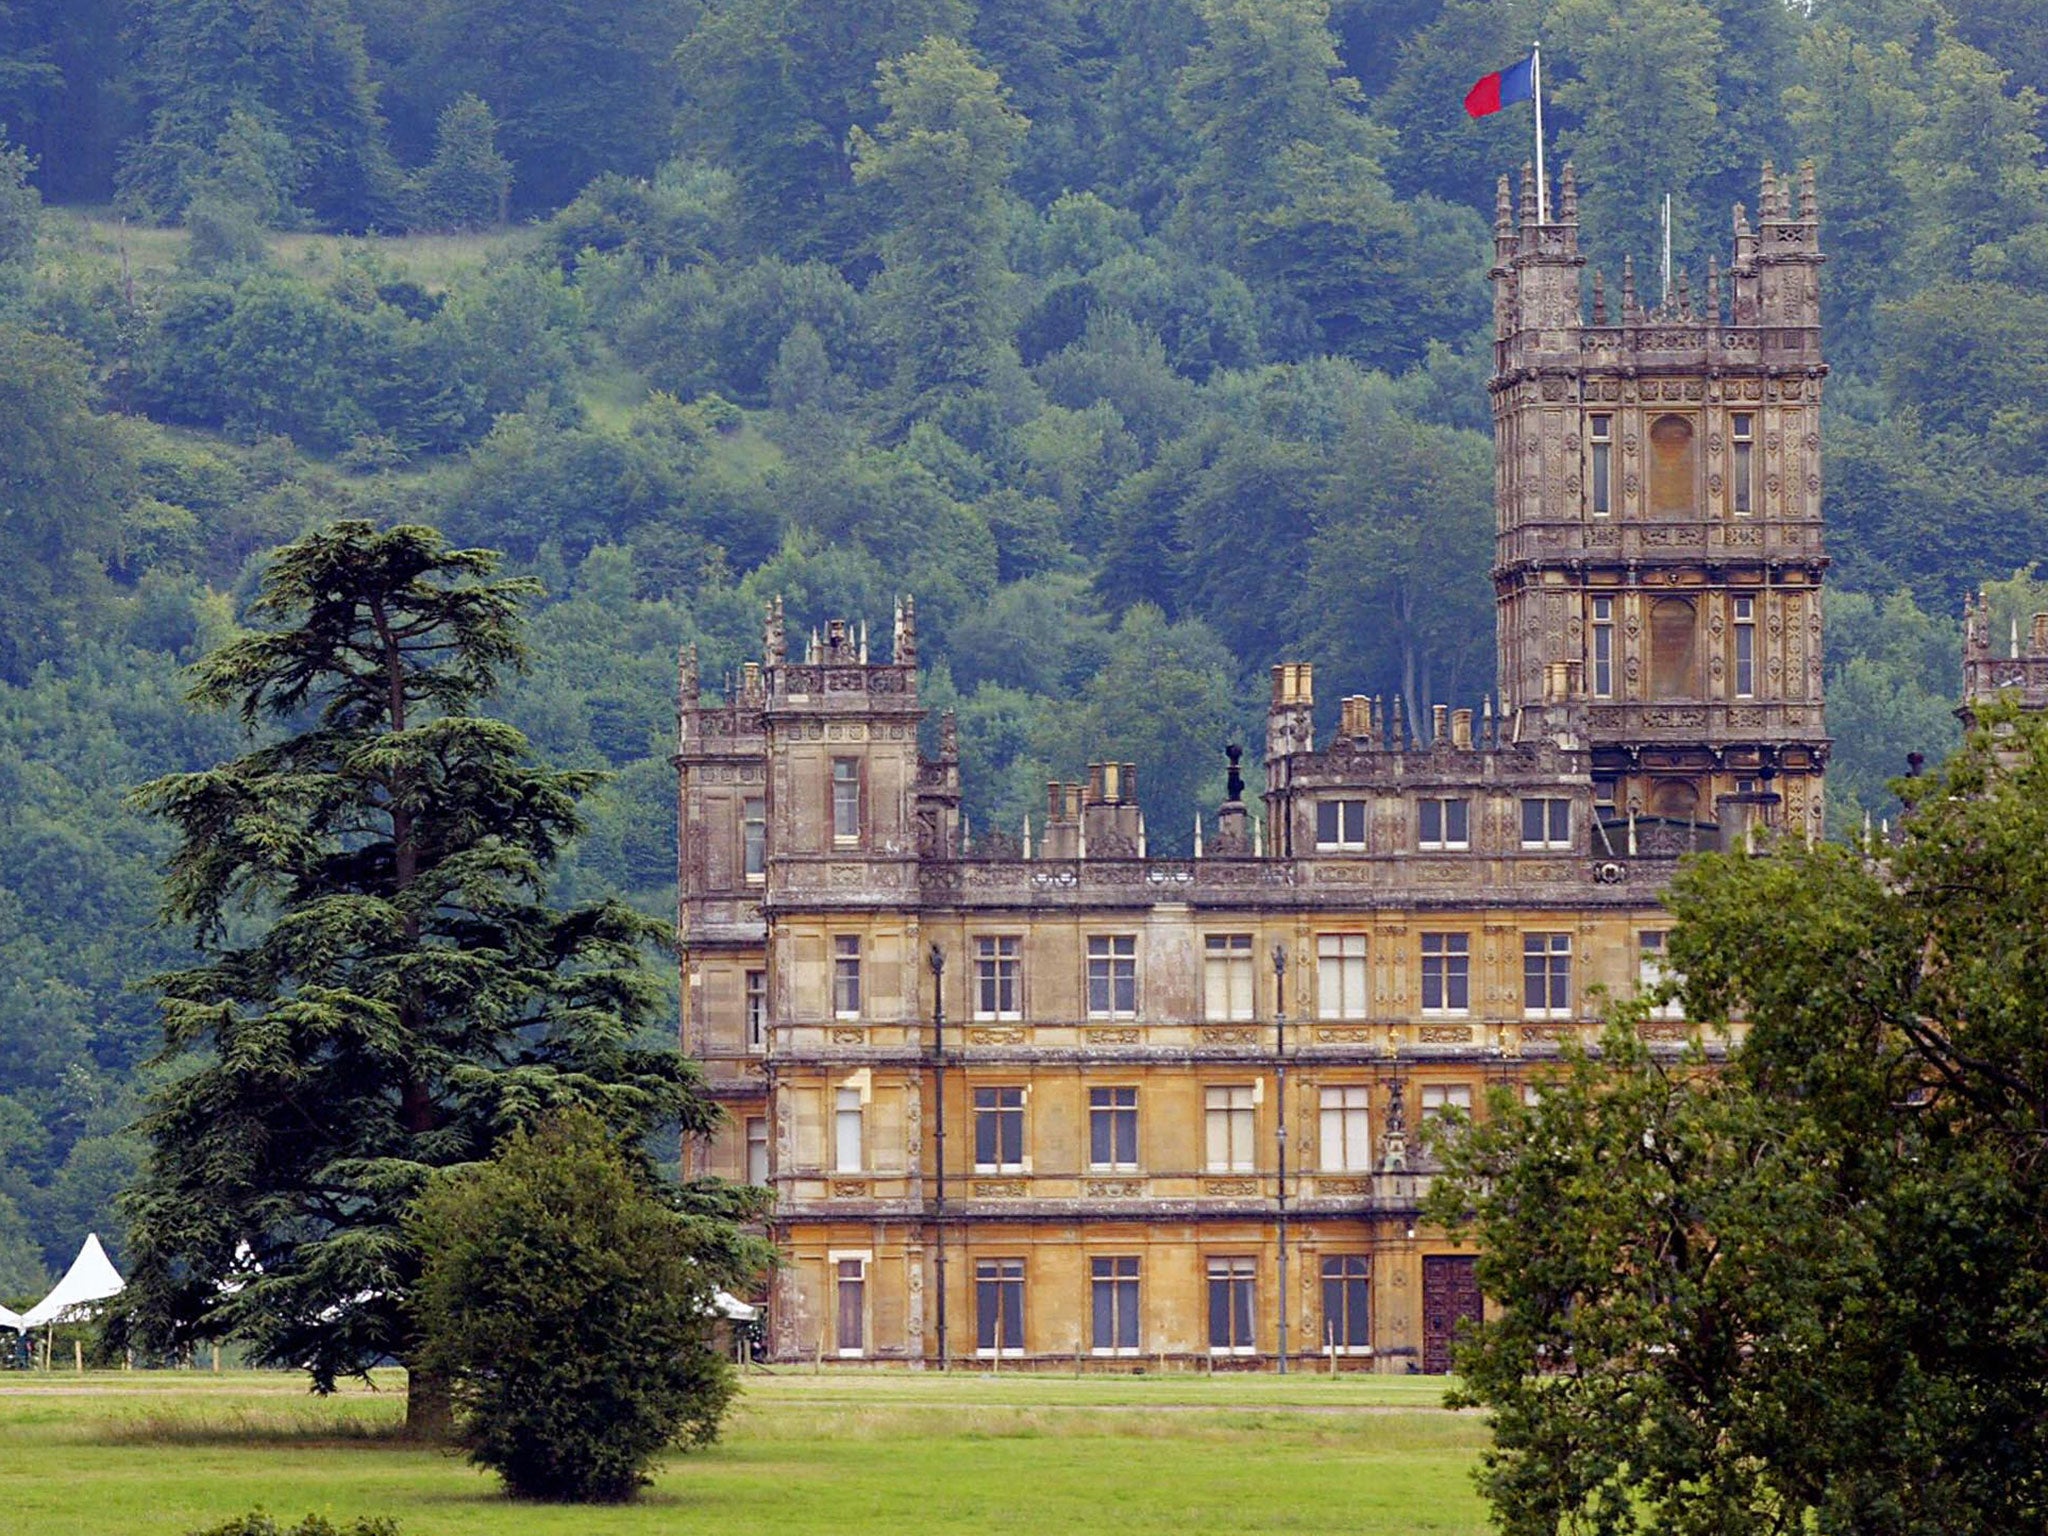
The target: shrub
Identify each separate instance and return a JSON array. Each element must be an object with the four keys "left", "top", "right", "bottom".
[
  {"left": 186, "top": 1516, "right": 399, "bottom": 1536},
  {"left": 408, "top": 1111, "right": 747, "bottom": 1502}
]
